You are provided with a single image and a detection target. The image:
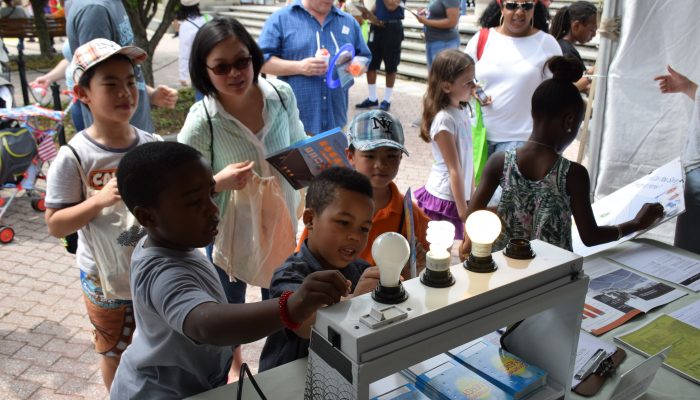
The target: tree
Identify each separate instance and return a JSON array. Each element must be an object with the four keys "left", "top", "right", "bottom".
[
  {"left": 122, "top": 0, "right": 179, "bottom": 87},
  {"left": 28, "top": 0, "right": 52, "bottom": 57}
]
